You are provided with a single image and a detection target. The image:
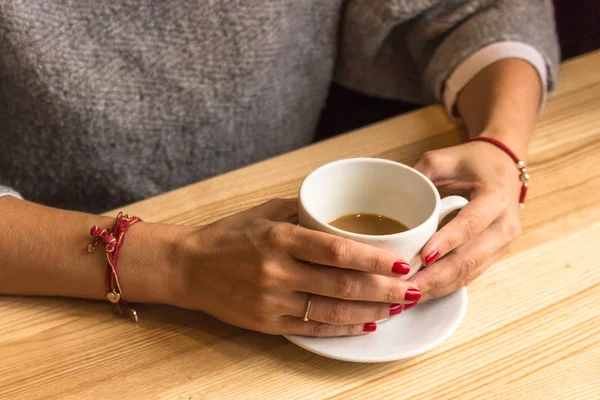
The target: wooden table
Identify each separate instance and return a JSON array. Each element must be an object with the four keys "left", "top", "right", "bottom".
[{"left": 2, "top": 51, "right": 599, "bottom": 400}]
